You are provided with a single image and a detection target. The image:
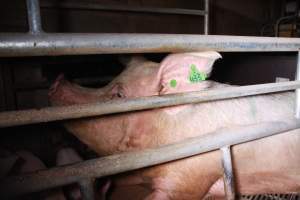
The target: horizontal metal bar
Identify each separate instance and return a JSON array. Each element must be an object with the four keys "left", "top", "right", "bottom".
[
  {"left": 1, "top": 33, "right": 300, "bottom": 57},
  {"left": 41, "top": 2, "right": 206, "bottom": 16},
  {"left": 0, "top": 81, "right": 299, "bottom": 128},
  {"left": 1, "top": 119, "right": 299, "bottom": 198}
]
